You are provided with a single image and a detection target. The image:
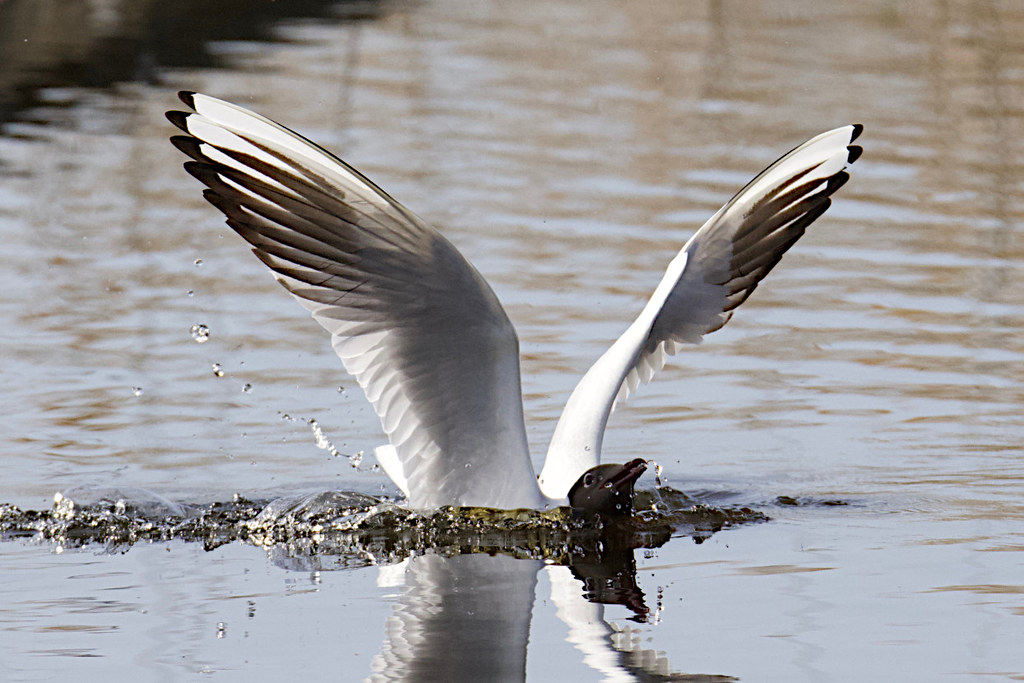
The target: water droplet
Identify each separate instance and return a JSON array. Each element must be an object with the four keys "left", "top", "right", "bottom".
[
  {"left": 307, "top": 418, "right": 364, "bottom": 469},
  {"left": 212, "top": 363, "right": 224, "bottom": 377},
  {"left": 241, "top": 383, "right": 252, "bottom": 393},
  {"left": 194, "top": 258, "right": 203, "bottom": 267},
  {"left": 190, "top": 323, "right": 210, "bottom": 343},
  {"left": 131, "top": 386, "right": 143, "bottom": 397}
]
